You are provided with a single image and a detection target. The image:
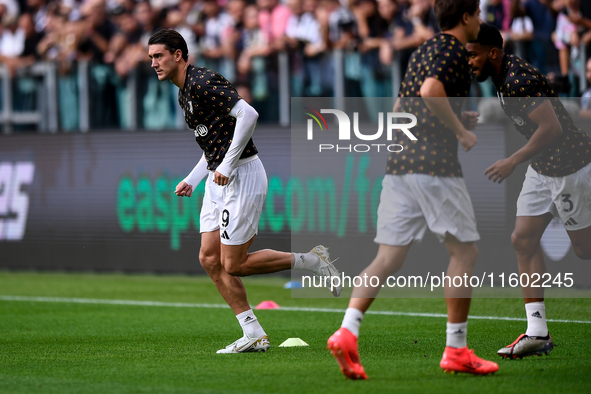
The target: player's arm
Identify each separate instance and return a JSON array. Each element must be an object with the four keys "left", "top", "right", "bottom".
[
  {"left": 485, "top": 100, "right": 563, "bottom": 183},
  {"left": 420, "top": 78, "right": 477, "bottom": 151},
  {"left": 175, "top": 153, "right": 208, "bottom": 197},
  {"left": 214, "top": 99, "right": 258, "bottom": 185}
]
